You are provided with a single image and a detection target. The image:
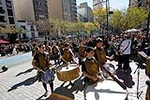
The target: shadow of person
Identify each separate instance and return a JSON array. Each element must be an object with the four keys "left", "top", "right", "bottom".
[
  {"left": 69, "top": 76, "right": 85, "bottom": 93},
  {"left": 116, "top": 68, "right": 135, "bottom": 88},
  {"left": 8, "top": 76, "right": 36, "bottom": 92},
  {"left": 15, "top": 67, "right": 35, "bottom": 77}
]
